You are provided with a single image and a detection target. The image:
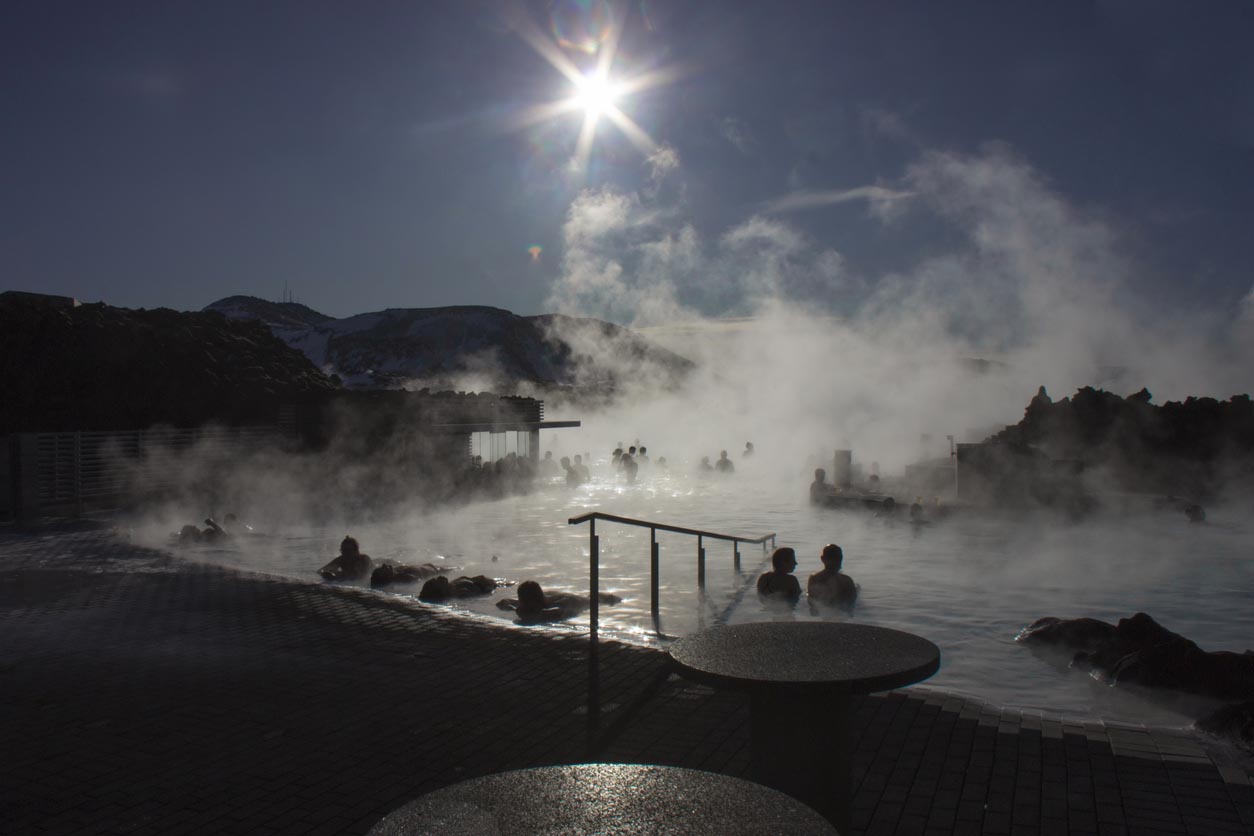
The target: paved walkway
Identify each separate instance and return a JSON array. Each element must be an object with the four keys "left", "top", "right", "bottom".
[{"left": 2, "top": 525, "right": 1251, "bottom": 835}]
